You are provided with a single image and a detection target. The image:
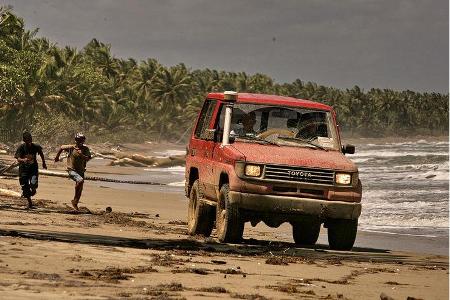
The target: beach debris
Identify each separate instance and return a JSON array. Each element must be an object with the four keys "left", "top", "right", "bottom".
[
  {"left": 109, "top": 158, "right": 148, "bottom": 167},
  {"left": 74, "top": 265, "right": 157, "bottom": 283},
  {"left": 265, "top": 256, "right": 296, "bottom": 265},
  {"left": 217, "top": 268, "right": 245, "bottom": 275},
  {"left": 197, "top": 286, "right": 228, "bottom": 293},
  {"left": 0, "top": 161, "right": 18, "bottom": 175},
  {"left": 229, "top": 293, "right": 269, "bottom": 300},
  {"left": 0, "top": 143, "right": 11, "bottom": 153},
  {"left": 105, "top": 207, "right": 112, "bottom": 213},
  {"left": 23, "top": 271, "right": 62, "bottom": 281},
  {"left": 92, "top": 152, "right": 116, "bottom": 160},
  {"left": 406, "top": 297, "right": 424, "bottom": 300},
  {"left": 380, "top": 292, "right": 395, "bottom": 300},
  {"left": 266, "top": 256, "right": 289, "bottom": 265},
  {"left": 168, "top": 220, "right": 188, "bottom": 225},
  {"left": 108, "top": 152, "right": 185, "bottom": 168},
  {"left": 384, "top": 281, "right": 408, "bottom": 286},
  {"left": 211, "top": 260, "right": 227, "bottom": 265},
  {"left": 172, "top": 267, "right": 209, "bottom": 275}
]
